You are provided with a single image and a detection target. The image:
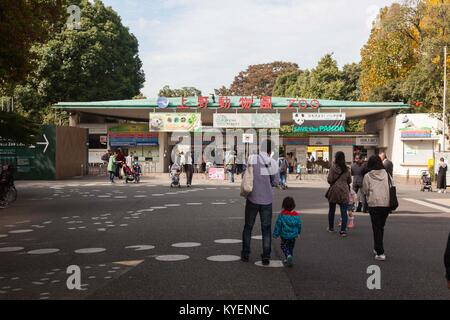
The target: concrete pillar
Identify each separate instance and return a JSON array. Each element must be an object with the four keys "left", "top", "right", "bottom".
[
  {"left": 69, "top": 112, "right": 80, "bottom": 127},
  {"left": 157, "top": 132, "right": 169, "bottom": 173}
]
